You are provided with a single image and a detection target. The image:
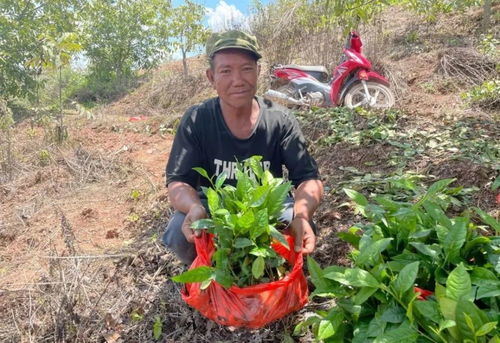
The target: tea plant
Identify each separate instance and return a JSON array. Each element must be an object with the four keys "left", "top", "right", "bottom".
[
  {"left": 173, "top": 156, "right": 292, "bottom": 288},
  {"left": 296, "top": 179, "right": 500, "bottom": 342}
]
